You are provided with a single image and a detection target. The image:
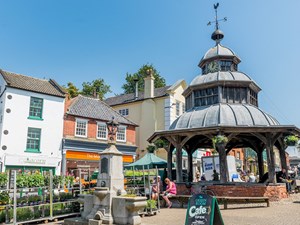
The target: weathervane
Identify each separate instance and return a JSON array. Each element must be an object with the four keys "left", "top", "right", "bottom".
[{"left": 207, "top": 3, "right": 227, "bottom": 30}]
